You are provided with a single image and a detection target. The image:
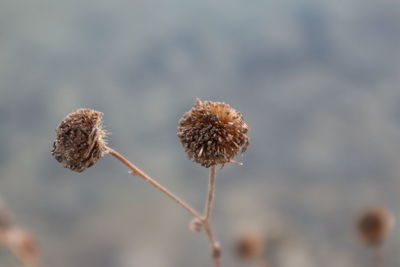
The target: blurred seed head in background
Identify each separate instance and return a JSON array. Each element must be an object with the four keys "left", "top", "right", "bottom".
[
  {"left": 357, "top": 206, "right": 395, "bottom": 246},
  {"left": 235, "top": 230, "right": 265, "bottom": 262}
]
